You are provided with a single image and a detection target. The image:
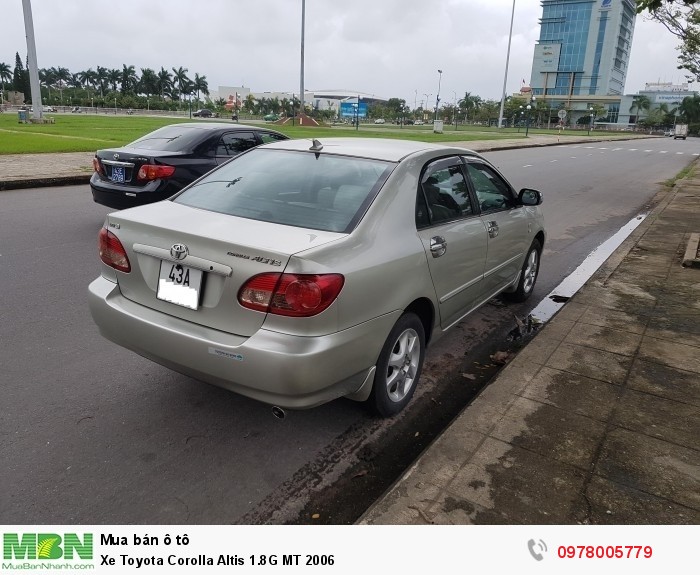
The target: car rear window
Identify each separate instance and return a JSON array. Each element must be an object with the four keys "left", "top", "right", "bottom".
[
  {"left": 172, "top": 149, "right": 394, "bottom": 233},
  {"left": 126, "top": 126, "right": 207, "bottom": 151}
]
